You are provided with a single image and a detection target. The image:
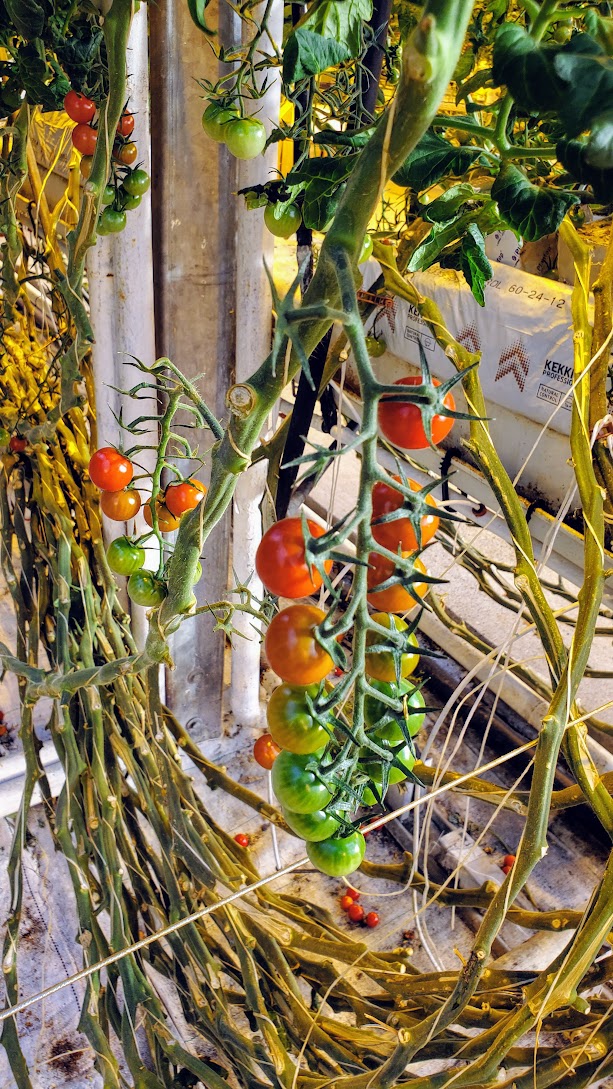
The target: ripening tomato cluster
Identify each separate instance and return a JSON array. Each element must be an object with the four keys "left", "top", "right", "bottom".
[
  {"left": 339, "top": 887, "right": 379, "bottom": 927},
  {"left": 88, "top": 447, "right": 207, "bottom": 607},
  {"left": 201, "top": 102, "right": 267, "bottom": 160},
  {"left": 250, "top": 515, "right": 430, "bottom": 877},
  {"left": 65, "top": 90, "right": 150, "bottom": 236}
]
